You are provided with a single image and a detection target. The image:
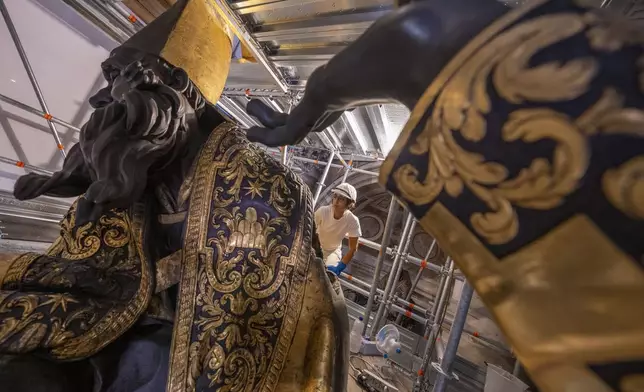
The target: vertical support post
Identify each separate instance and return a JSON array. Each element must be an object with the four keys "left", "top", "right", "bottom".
[
  {"left": 341, "top": 154, "right": 353, "bottom": 183},
  {"left": 427, "top": 264, "right": 449, "bottom": 328},
  {"left": 369, "top": 213, "right": 413, "bottom": 338},
  {"left": 281, "top": 146, "right": 288, "bottom": 165},
  {"left": 361, "top": 197, "right": 398, "bottom": 335},
  {"left": 513, "top": 359, "right": 521, "bottom": 377},
  {"left": 395, "top": 239, "right": 436, "bottom": 324},
  {"left": 385, "top": 219, "right": 416, "bottom": 324},
  {"left": 0, "top": 0, "right": 66, "bottom": 158},
  {"left": 414, "top": 259, "right": 454, "bottom": 390},
  {"left": 312, "top": 153, "right": 334, "bottom": 206},
  {"left": 432, "top": 281, "right": 474, "bottom": 392}
]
